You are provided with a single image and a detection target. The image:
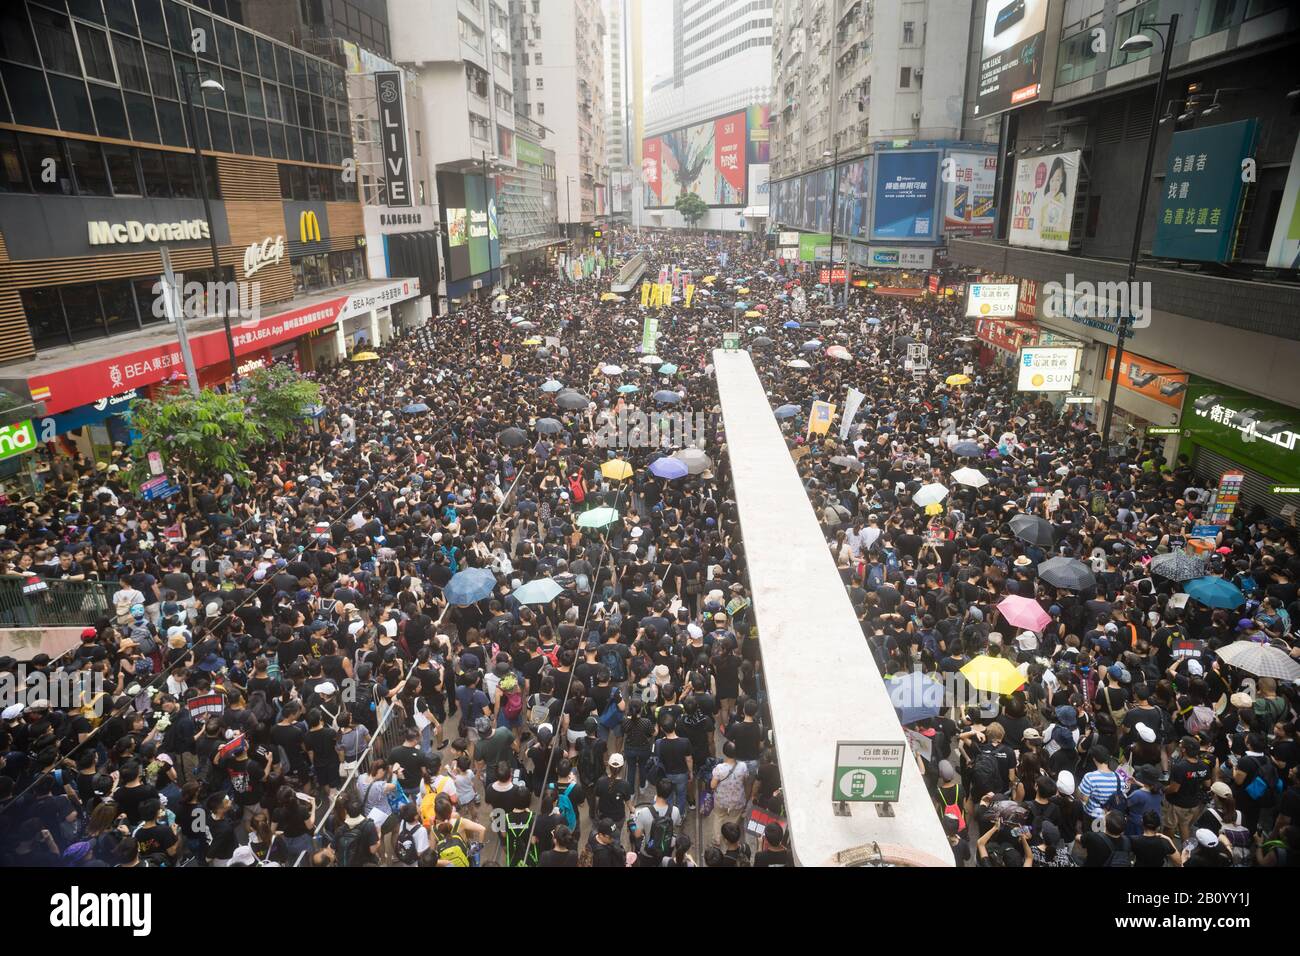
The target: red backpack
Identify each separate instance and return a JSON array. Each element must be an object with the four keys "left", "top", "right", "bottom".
[{"left": 568, "top": 473, "right": 585, "bottom": 504}]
